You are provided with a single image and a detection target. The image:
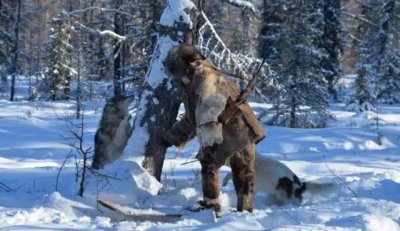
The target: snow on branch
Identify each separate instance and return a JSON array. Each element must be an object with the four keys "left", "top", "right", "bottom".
[
  {"left": 220, "top": 0, "right": 256, "bottom": 13},
  {"left": 99, "top": 30, "right": 126, "bottom": 41},
  {"left": 71, "top": 21, "right": 126, "bottom": 41},
  {"left": 160, "top": 0, "right": 195, "bottom": 27},
  {"left": 197, "top": 10, "right": 271, "bottom": 103},
  {"left": 0, "top": 30, "right": 13, "bottom": 43},
  {"left": 69, "top": 6, "right": 134, "bottom": 18},
  {"left": 342, "top": 11, "right": 379, "bottom": 27}
]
